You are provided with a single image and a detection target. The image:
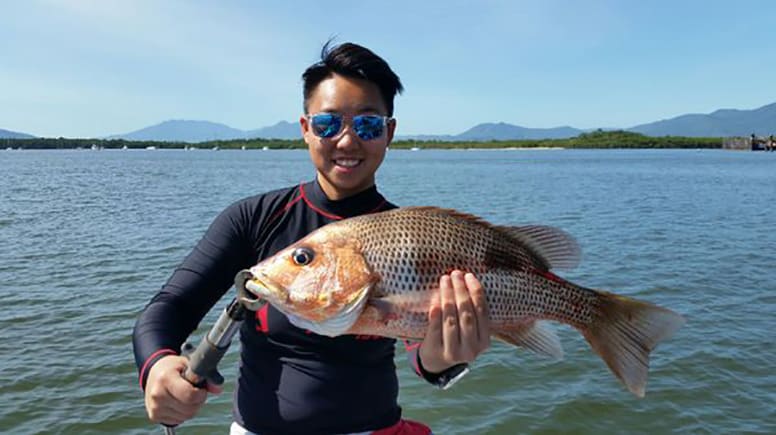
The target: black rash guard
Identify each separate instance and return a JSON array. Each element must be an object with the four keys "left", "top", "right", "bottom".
[{"left": 133, "top": 180, "right": 427, "bottom": 435}]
